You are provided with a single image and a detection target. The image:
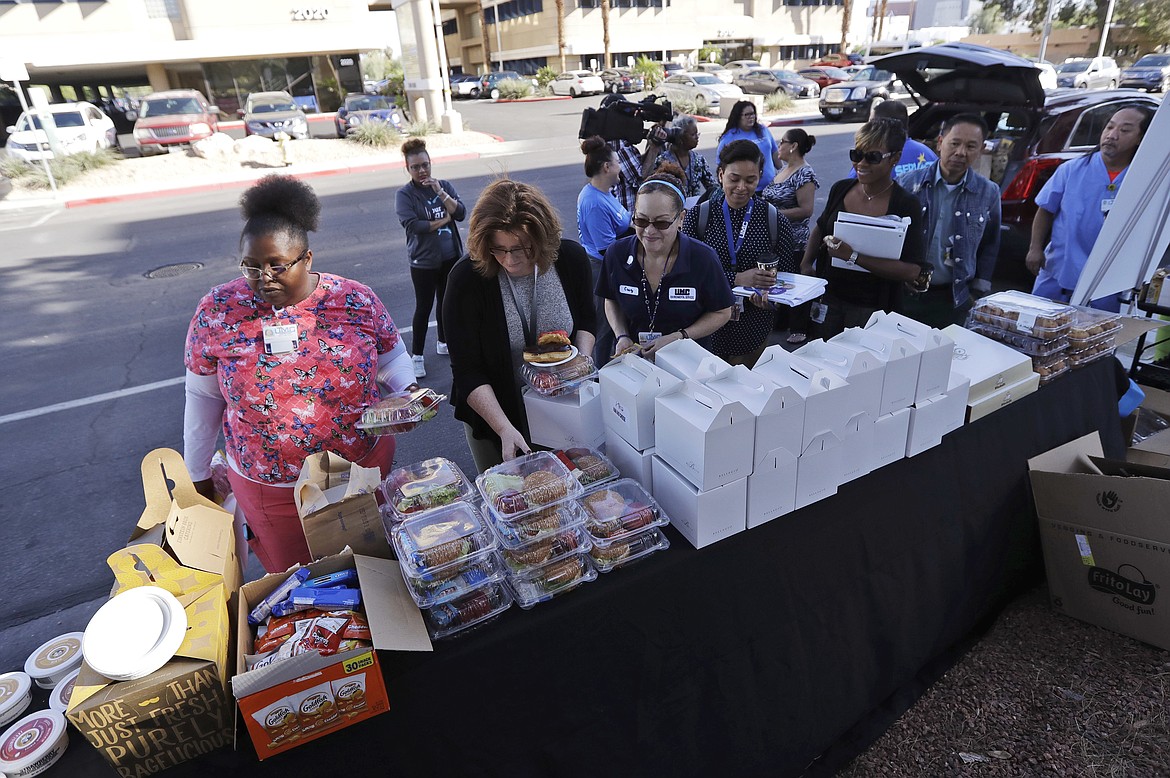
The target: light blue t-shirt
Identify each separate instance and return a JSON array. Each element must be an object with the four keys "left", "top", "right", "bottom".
[
  {"left": 716, "top": 127, "right": 779, "bottom": 191},
  {"left": 577, "top": 183, "right": 631, "bottom": 261}
]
